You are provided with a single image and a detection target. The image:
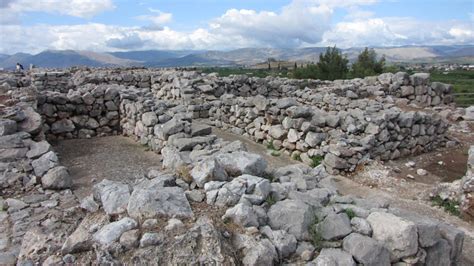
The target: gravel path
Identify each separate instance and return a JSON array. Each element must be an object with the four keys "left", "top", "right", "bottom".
[{"left": 53, "top": 136, "right": 162, "bottom": 200}]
